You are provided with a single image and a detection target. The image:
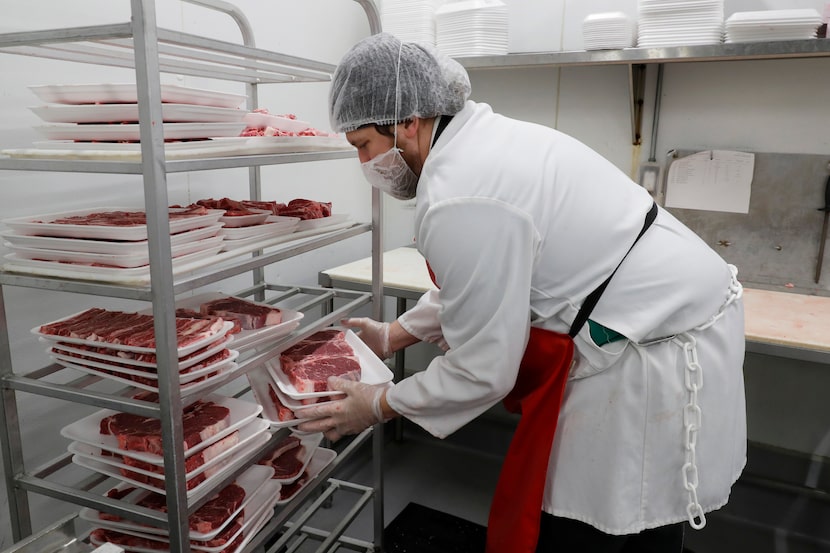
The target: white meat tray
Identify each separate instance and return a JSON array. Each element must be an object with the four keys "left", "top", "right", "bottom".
[
  {"left": 29, "top": 83, "right": 247, "bottom": 108},
  {"left": 60, "top": 394, "right": 263, "bottom": 464},
  {"left": 1, "top": 223, "right": 222, "bottom": 255},
  {"left": 267, "top": 327, "right": 393, "bottom": 400},
  {"left": 33, "top": 310, "right": 235, "bottom": 356},
  {"left": 218, "top": 216, "right": 300, "bottom": 241},
  {"left": 30, "top": 103, "right": 247, "bottom": 124},
  {"left": 218, "top": 209, "right": 271, "bottom": 228},
  {"left": 47, "top": 334, "right": 233, "bottom": 370},
  {"left": 68, "top": 417, "right": 269, "bottom": 480},
  {"left": 241, "top": 111, "right": 311, "bottom": 132},
  {"left": 238, "top": 135, "right": 350, "bottom": 154},
  {"left": 294, "top": 213, "right": 349, "bottom": 232},
  {"left": 2, "top": 207, "right": 225, "bottom": 241},
  {"left": 274, "top": 447, "right": 337, "bottom": 506},
  {"left": 73, "top": 430, "right": 270, "bottom": 502},
  {"left": 35, "top": 122, "right": 246, "bottom": 142},
  {"left": 79, "top": 463, "right": 276, "bottom": 541},
  {"left": 49, "top": 347, "right": 239, "bottom": 384},
  {"left": 171, "top": 292, "right": 304, "bottom": 352},
  {"left": 6, "top": 234, "right": 224, "bottom": 268}
]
